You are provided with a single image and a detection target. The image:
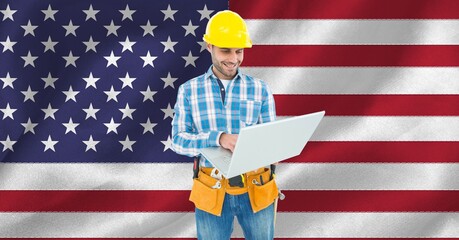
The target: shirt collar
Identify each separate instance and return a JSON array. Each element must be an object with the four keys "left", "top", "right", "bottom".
[{"left": 205, "top": 65, "right": 242, "bottom": 82}]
